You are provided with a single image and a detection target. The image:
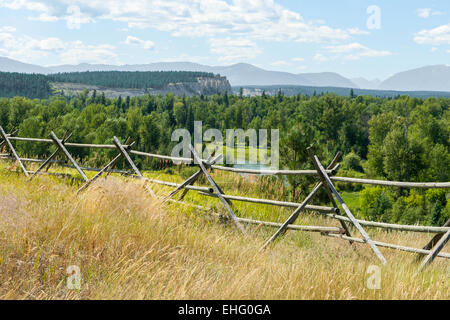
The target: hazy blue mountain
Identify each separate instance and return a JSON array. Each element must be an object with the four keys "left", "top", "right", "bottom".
[
  {"left": 0, "top": 57, "right": 357, "bottom": 87},
  {"left": 351, "top": 77, "right": 381, "bottom": 89},
  {"left": 301, "top": 72, "right": 356, "bottom": 88},
  {"left": 378, "top": 65, "right": 450, "bottom": 92},
  {"left": 0, "top": 57, "right": 48, "bottom": 74},
  {"left": 50, "top": 62, "right": 329, "bottom": 87},
  {"left": 208, "top": 63, "right": 315, "bottom": 86},
  {"left": 46, "top": 61, "right": 210, "bottom": 73},
  {"left": 1, "top": 57, "right": 449, "bottom": 92},
  {"left": 46, "top": 63, "right": 120, "bottom": 73}
]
